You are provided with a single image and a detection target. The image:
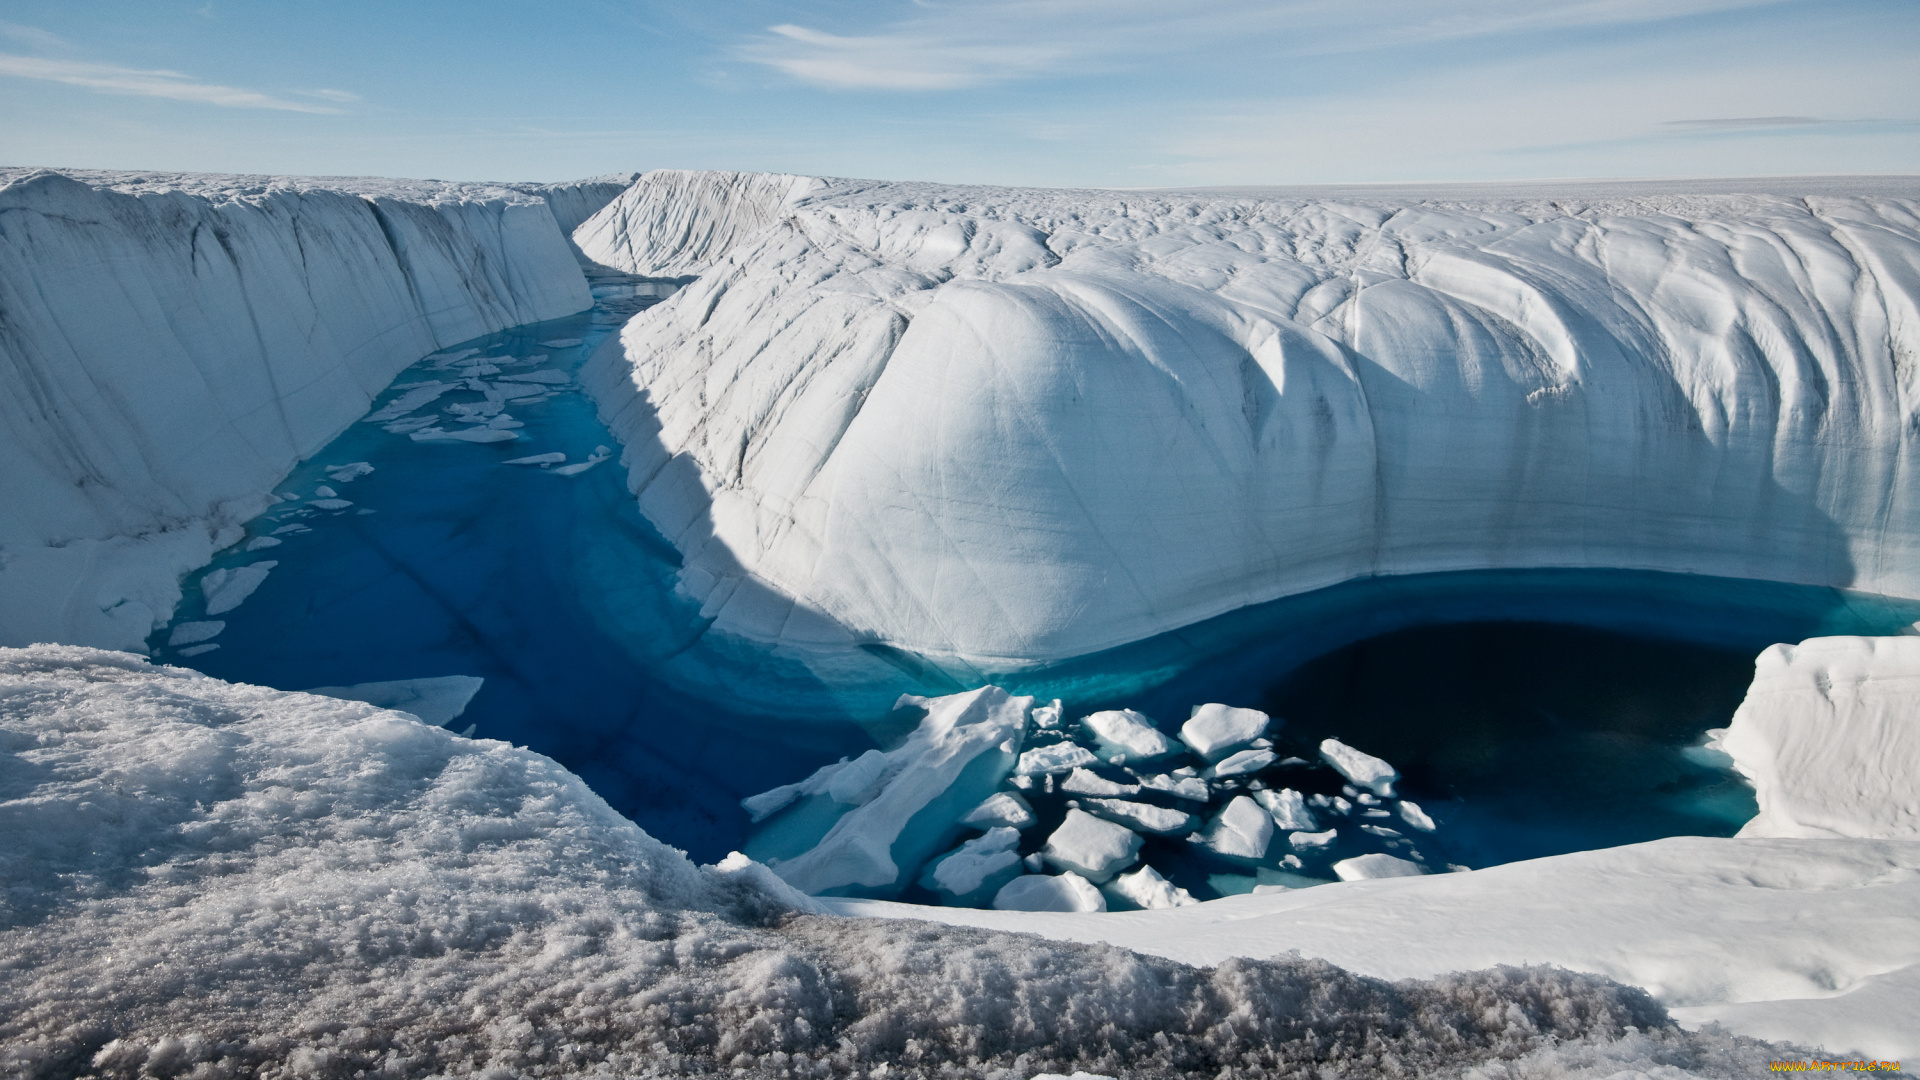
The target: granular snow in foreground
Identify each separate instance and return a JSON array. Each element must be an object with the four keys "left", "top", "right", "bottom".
[{"left": 0, "top": 646, "right": 1803, "bottom": 1078}]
